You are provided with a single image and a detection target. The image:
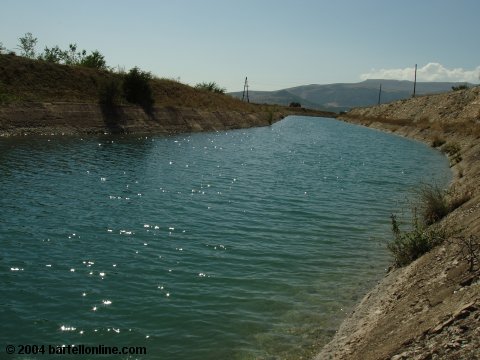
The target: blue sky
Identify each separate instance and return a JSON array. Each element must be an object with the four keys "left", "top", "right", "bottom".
[{"left": 1, "top": 0, "right": 479, "bottom": 91}]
